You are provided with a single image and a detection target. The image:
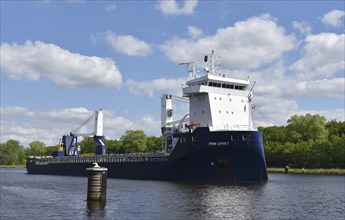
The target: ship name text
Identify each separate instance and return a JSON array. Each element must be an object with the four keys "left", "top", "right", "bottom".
[{"left": 208, "top": 142, "right": 230, "bottom": 146}]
